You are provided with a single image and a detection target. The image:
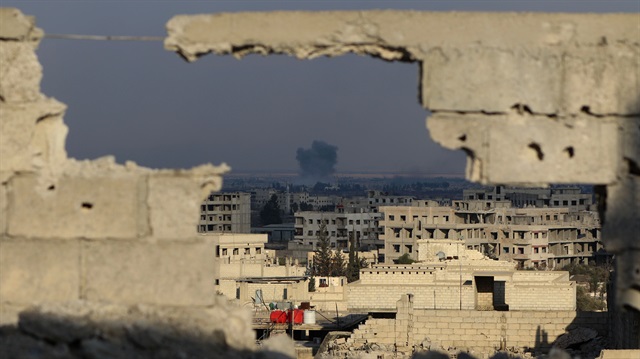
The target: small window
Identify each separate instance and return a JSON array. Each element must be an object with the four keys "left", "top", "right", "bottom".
[
  {"left": 308, "top": 219, "right": 313, "bottom": 224},
  {"left": 222, "top": 248, "right": 228, "bottom": 256},
  {"left": 308, "top": 231, "right": 313, "bottom": 236},
  {"left": 244, "top": 248, "right": 250, "bottom": 255},
  {"left": 400, "top": 215, "right": 406, "bottom": 221},
  {"left": 233, "top": 248, "right": 239, "bottom": 255},
  {"left": 389, "top": 215, "right": 395, "bottom": 221},
  {"left": 256, "top": 248, "right": 262, "bottom": 254},
  {"left": 393, "top": 245, "right": 400, "bottom": 253}
]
